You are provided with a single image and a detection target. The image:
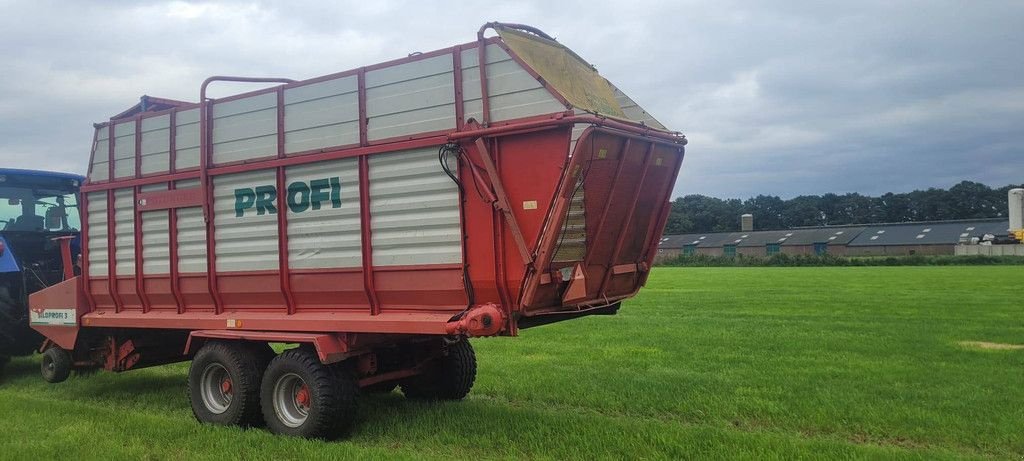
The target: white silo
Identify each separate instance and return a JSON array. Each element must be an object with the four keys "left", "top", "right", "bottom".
[
  {"left": 1010, "top": 188, "right": 1024, "bottom": 232},
  {"left": 741, "top": 214, "right": 754, "bottom": 232}
]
